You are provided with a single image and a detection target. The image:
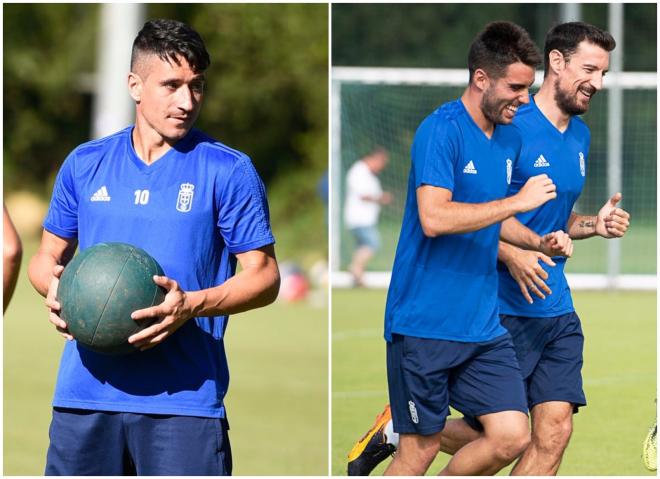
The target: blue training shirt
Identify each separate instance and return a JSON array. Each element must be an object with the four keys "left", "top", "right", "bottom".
[
  {"left": 497, "top": 96, "right": 590, "bottom": 317},
  {"left": 44, "top": 126, "right": 275, "bottom": 418},
  {"left": 384, "top": 99, "right": 521, "bottom": 343}
]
